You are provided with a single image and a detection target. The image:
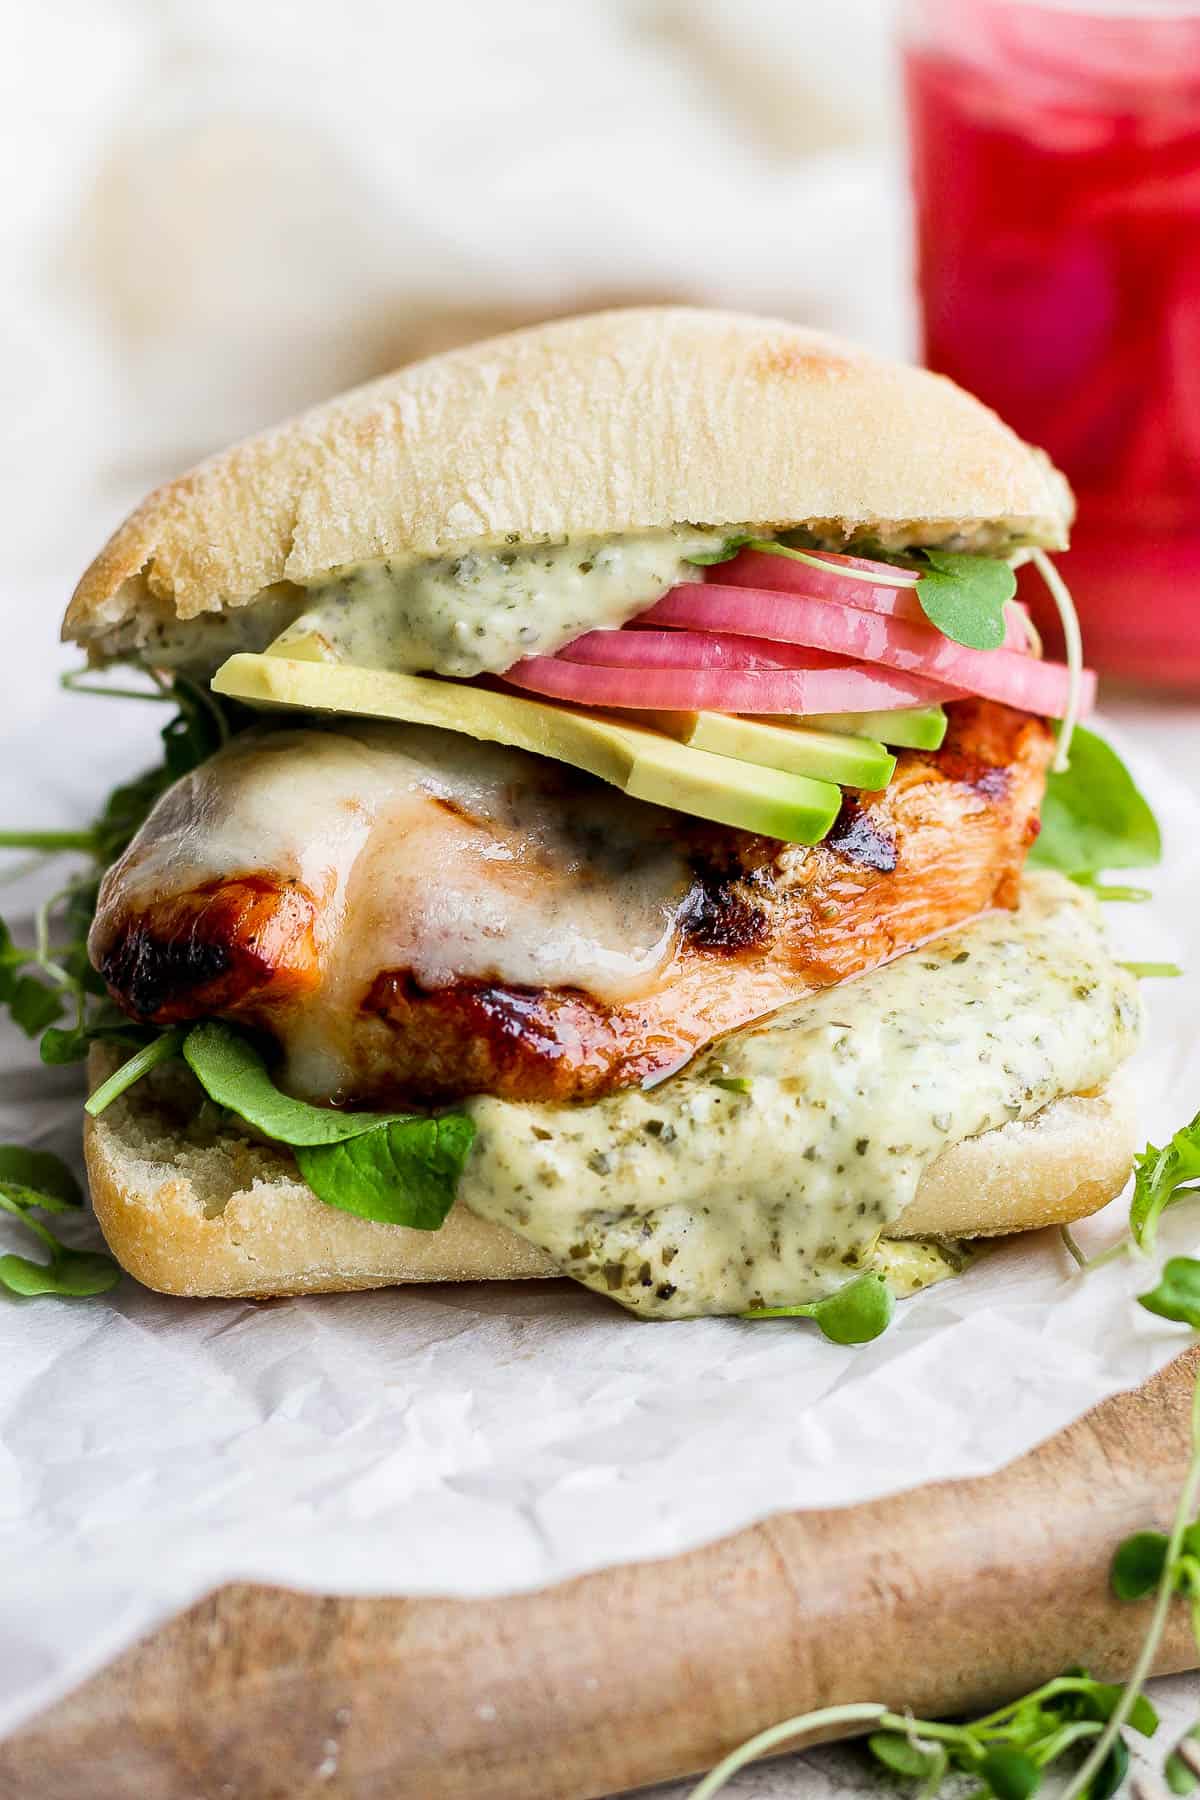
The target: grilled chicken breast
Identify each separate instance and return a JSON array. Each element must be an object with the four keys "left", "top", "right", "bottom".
[{"left": 90, "top": 702, "right": 1053, "bottom": 1106}]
